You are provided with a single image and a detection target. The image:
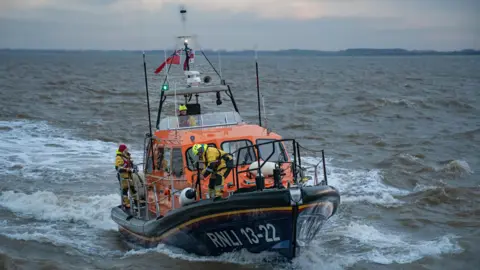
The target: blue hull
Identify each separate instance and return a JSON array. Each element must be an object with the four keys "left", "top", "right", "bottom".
[
  {"left": 111, "top": 186, "right": 340, "bottom": 259},
  {"left": 118, "top": 208, "right": 295, "bottom": 258}
]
